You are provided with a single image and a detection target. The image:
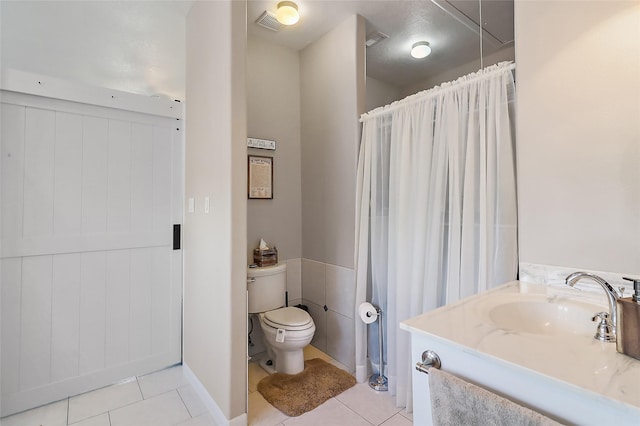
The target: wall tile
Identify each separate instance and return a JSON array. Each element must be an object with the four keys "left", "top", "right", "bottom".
[
  {"left": 288, "top": 298, "right": 302, "bottom": 309},
  {"left": 286, "top": 258, "right": 302, "bottom": 301},
  {"left": 325, "top": 264, "right": 355, "bottom": 318},
  {"left": 302, "top": 259, "right": 325, "bottom": 306},
  {"left": 326, "top": 310, "right": 355, "bottom": 371},
  {"left": 305, "top": 300, "right": 326, "bottom": 352}
]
